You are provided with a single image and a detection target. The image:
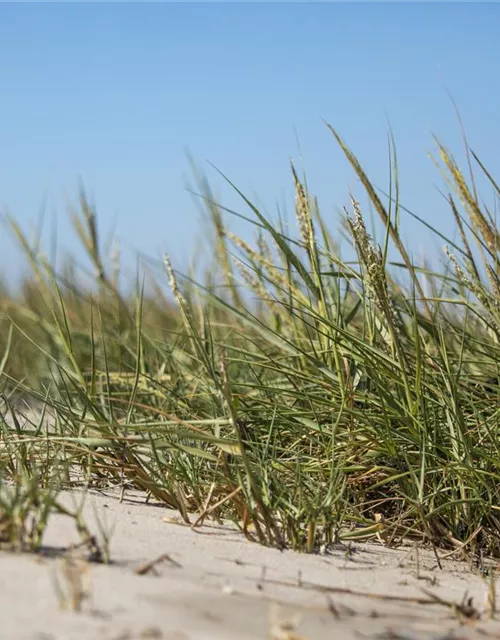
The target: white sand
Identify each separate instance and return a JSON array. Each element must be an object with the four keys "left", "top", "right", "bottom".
[{"left": 1, "top": 489, "right": 499, "bottom": 640}]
